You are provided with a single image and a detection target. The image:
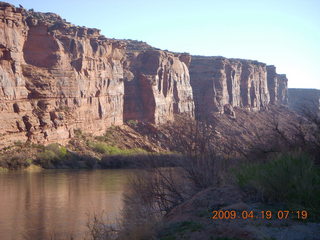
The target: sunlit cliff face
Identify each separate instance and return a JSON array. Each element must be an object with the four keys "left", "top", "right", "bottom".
[{"left": 0, "top": 2, "right": 288, "bottom": 149}]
